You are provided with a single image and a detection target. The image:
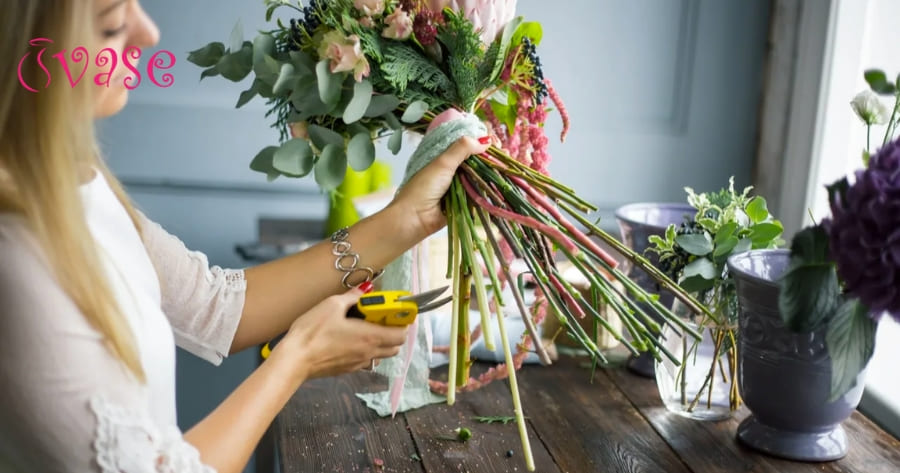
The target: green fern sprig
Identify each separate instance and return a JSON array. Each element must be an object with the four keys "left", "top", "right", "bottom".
[{"left": 381, "top": 42, "right": 456, "bottom": 103}]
